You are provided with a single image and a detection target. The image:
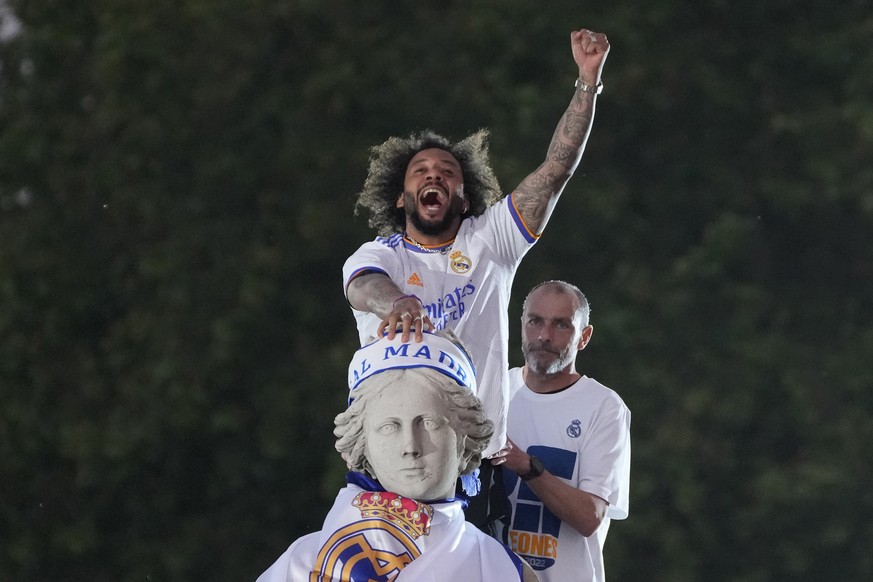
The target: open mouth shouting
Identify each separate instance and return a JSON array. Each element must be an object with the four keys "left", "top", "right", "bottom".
[{"left": 418, "top": 185, "right": 448, "bottom": 215}]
